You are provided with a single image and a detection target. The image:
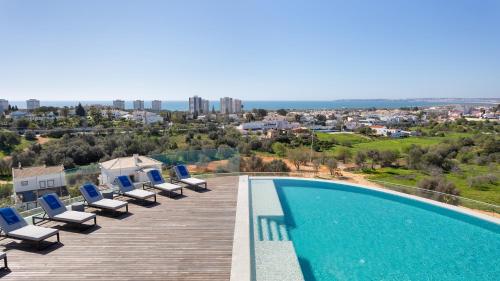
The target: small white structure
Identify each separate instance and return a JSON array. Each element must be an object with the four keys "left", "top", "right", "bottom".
[
  {"left": 370, "top": 125, "right": 410, "bottom": 138},
  {"left": 125, "top": 111, "right": 163, "bottom": 124},
  {"left": 99, "top": 154, "right": 163, "bottom": 186},
  {"left": 12, "top": 165, "right": 66, "bottom": 202},
  {"left": 238, "top": 119, "right": 299, "bottom": 132},
  {"left": 370, "top": 125, "right": 388, "bottom": 136}
]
